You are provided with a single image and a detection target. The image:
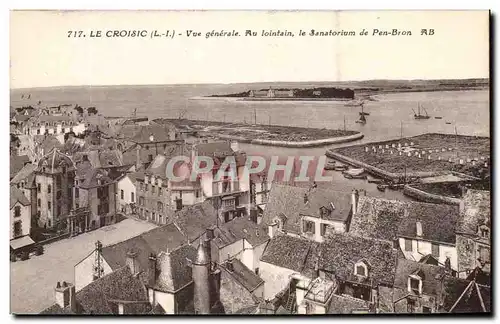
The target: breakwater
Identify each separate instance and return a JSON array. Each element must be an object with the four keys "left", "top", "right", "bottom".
[
  {"left": 403, "top": 185, "right": 461, "bottom": 205},
  {"left": 217, "top": 132, "right": 364, "bottom": 148}
]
